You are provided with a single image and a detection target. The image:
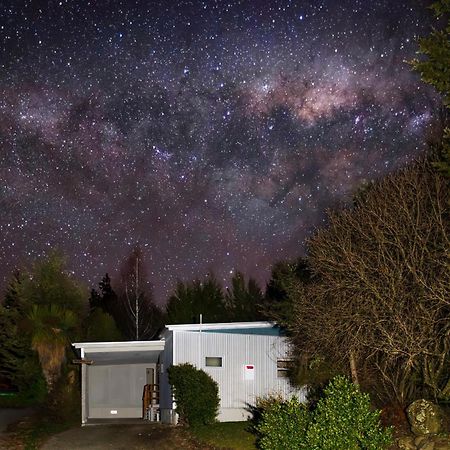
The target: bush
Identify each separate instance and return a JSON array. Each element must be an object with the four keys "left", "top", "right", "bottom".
[
  {"left": 307, "top": 376, "right": 392, "bottom": 450},
  {"left": 255, "top": 376, "right": 392, "bottom": 450},
  {"left": 256, "top": 396, "right": 310, "bottom": 449},
  {"left": 168, "top": 363, "right": 219, "bottom": 426}
]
